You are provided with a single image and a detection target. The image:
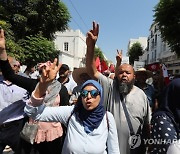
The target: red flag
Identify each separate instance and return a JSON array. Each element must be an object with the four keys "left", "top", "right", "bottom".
[
  {"left": 146, "top": 63, "right": 161, "bottom": 71},
  {"left": 109, "top": 64, "right": 115, "bottom": 73},
  {"left": 95, "top": 57, "right": 101, "bottom": 72},
  {"left": 101, "top": 60, "right": 108, "bottom": 73}
]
